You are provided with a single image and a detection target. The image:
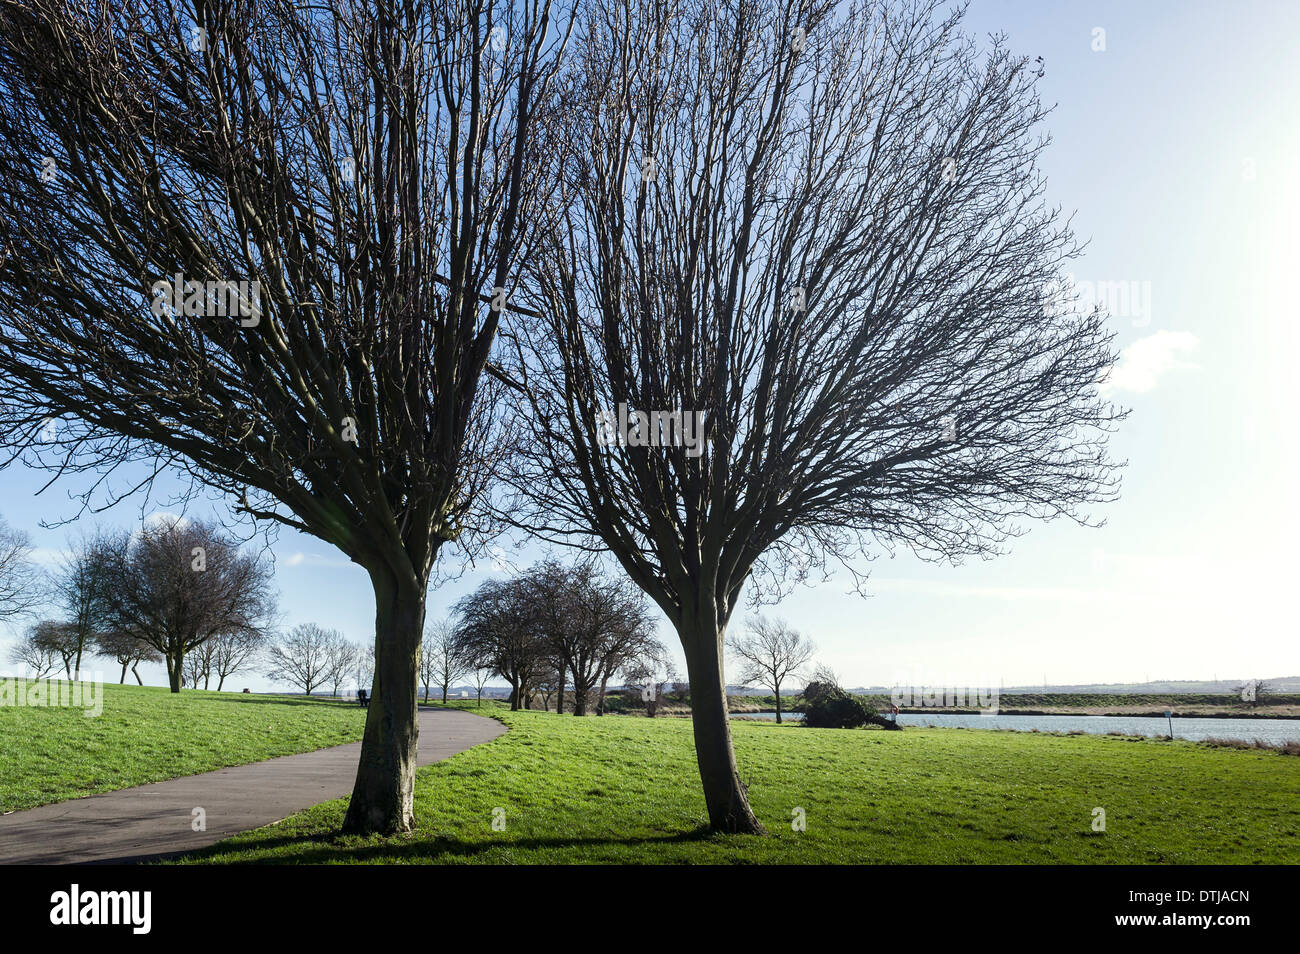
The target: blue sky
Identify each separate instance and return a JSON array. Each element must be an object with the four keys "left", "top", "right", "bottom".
[{"left": 2, "top": 0, "right": 1297, "bottom": 691}]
